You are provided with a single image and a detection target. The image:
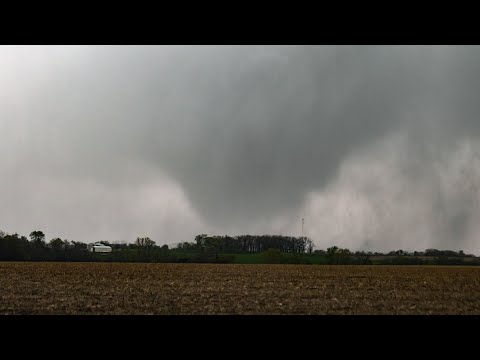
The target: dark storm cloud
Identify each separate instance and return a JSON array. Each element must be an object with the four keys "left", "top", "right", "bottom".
[{"left": 2, "top": 45, "right": 480, "bottom": 251}]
